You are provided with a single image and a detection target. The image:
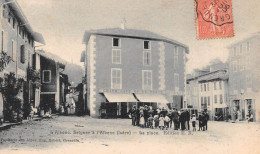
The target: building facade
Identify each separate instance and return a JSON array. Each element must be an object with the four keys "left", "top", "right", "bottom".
[
  {"left": 186, "top": 67, "right": 229, "bottom": 120},
  {"left": 0, "top": 0, "right": 44, "bottom": 121},
  {"left": 197, "top": 70, "right": 229, "bottom": 120},
  {"left": 227, "top": 33, "right": 260, "bottom": 122},
  {"left": 35, "top": 50, "right": 67, "bottom": 113},
  {"left": 81, "top": 28, "right": 189, "bottom": 118}
]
